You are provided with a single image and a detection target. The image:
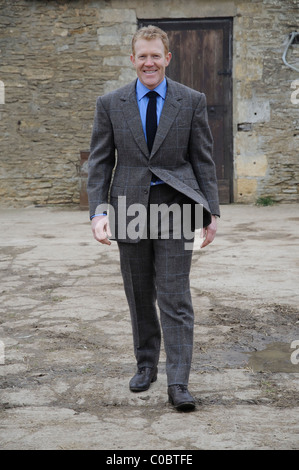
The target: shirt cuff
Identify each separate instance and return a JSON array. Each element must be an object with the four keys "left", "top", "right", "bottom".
[{"left": 90, "top": 212, "right": 107, "bottom": 220}]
